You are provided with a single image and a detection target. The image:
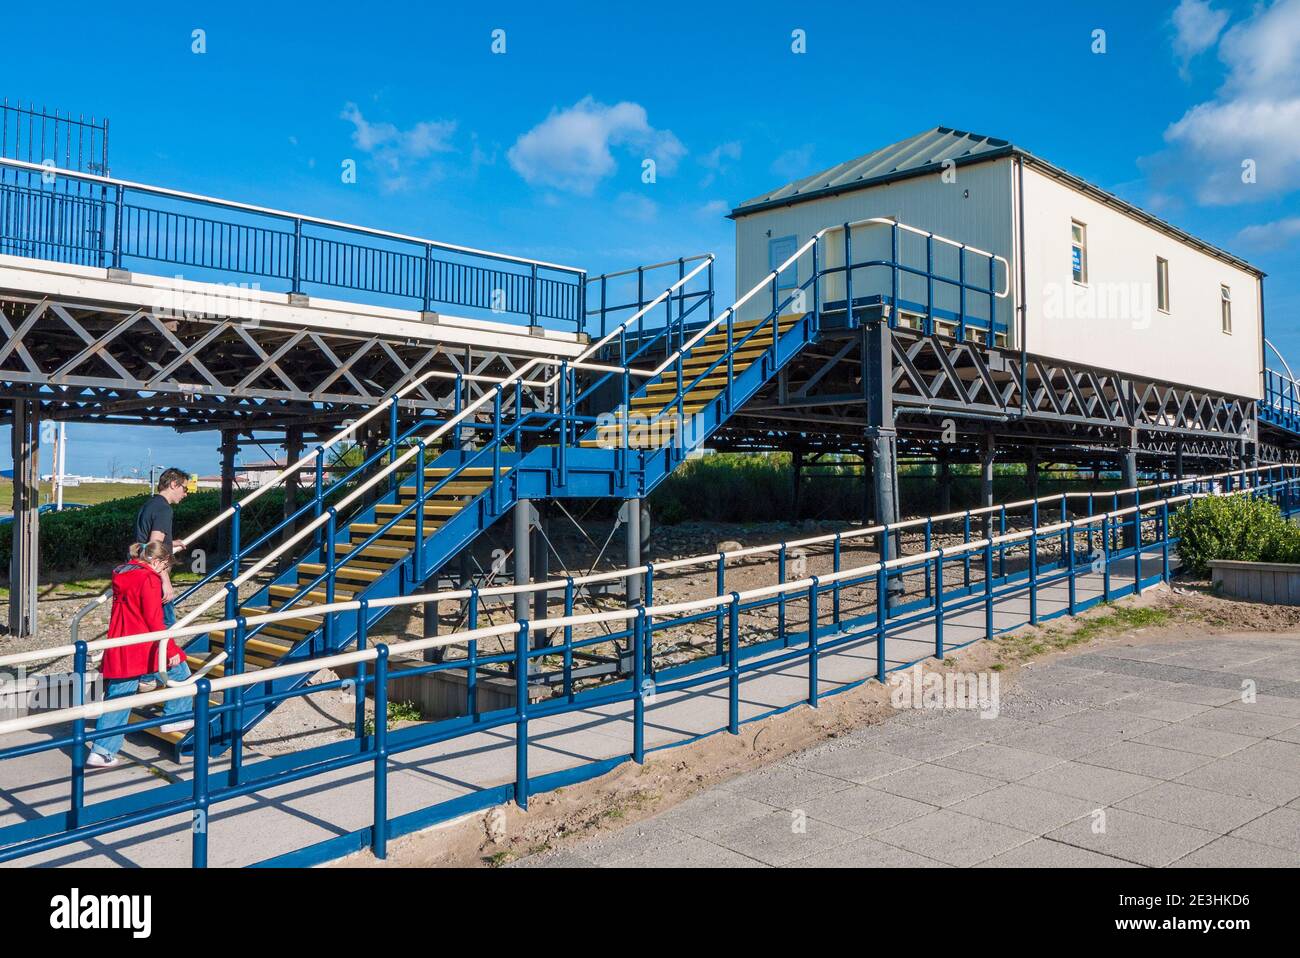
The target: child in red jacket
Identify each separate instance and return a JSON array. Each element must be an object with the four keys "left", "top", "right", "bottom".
[{"left": 88, "top": 542, "right": 194, "bottom": 768}]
